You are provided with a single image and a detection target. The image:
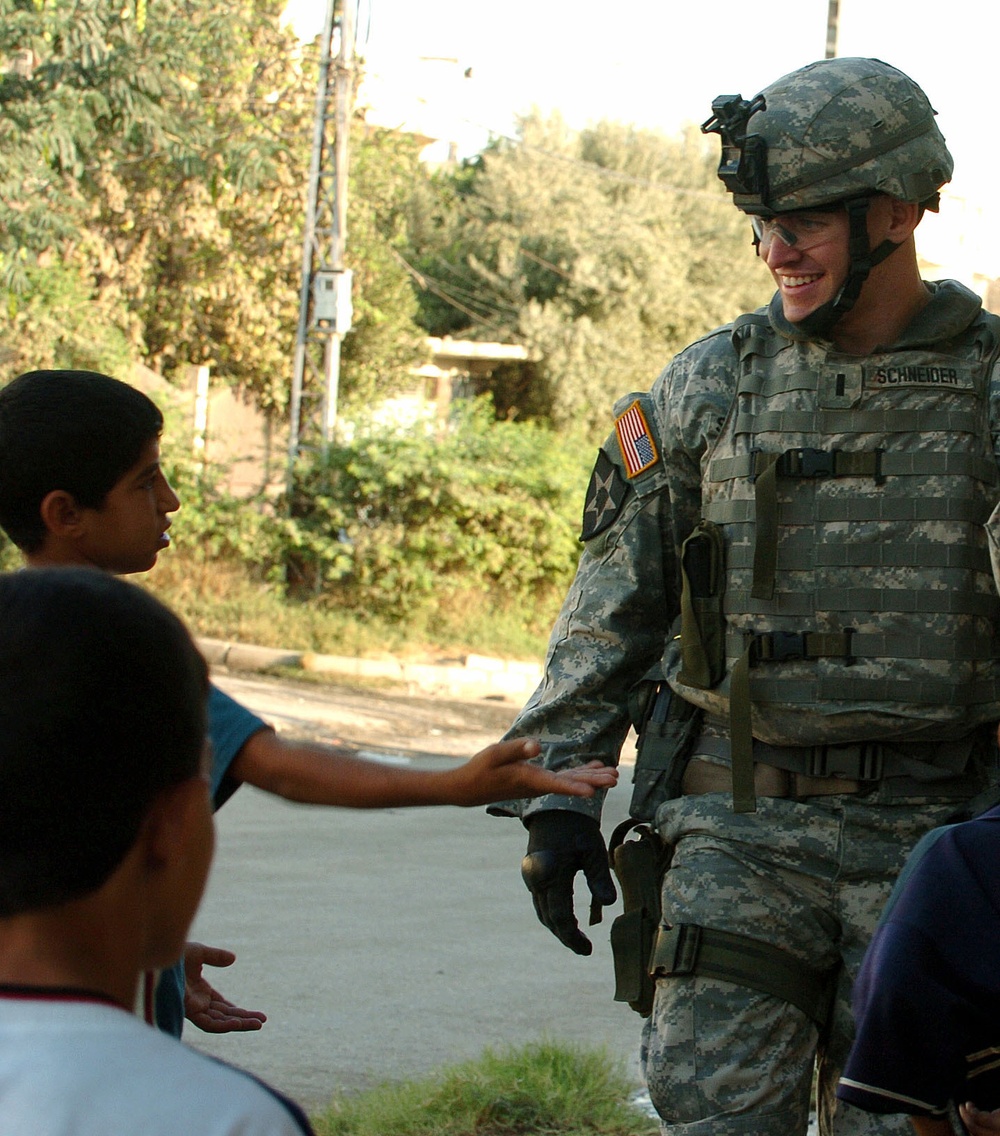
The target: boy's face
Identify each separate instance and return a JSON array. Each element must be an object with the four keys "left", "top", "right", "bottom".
[{"left": 76, "top": 438, "right": 180, "bottom": 575}]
